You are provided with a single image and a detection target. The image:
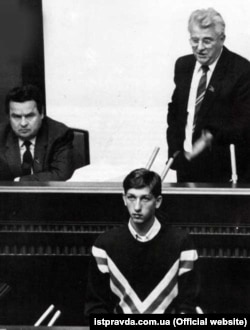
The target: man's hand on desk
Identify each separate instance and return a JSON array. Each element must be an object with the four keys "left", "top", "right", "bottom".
[{"left": 185, "top": 130, "right": 213, "bottom": 161}]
